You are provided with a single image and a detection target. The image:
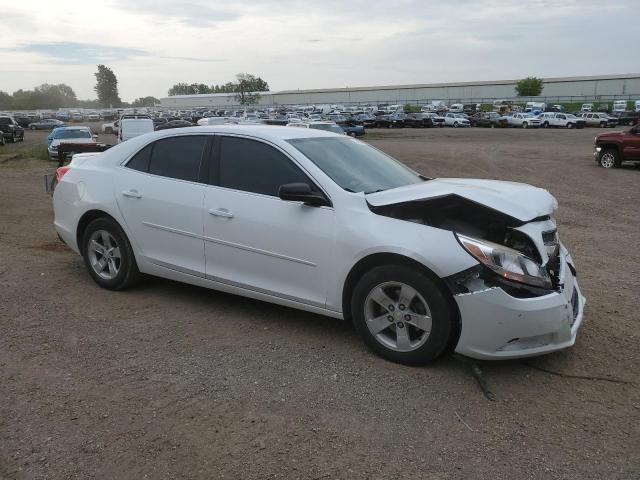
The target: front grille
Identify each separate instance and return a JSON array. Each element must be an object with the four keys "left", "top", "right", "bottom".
[{"left": 546, "top": 245, "right": 561, "bottom": 289}]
